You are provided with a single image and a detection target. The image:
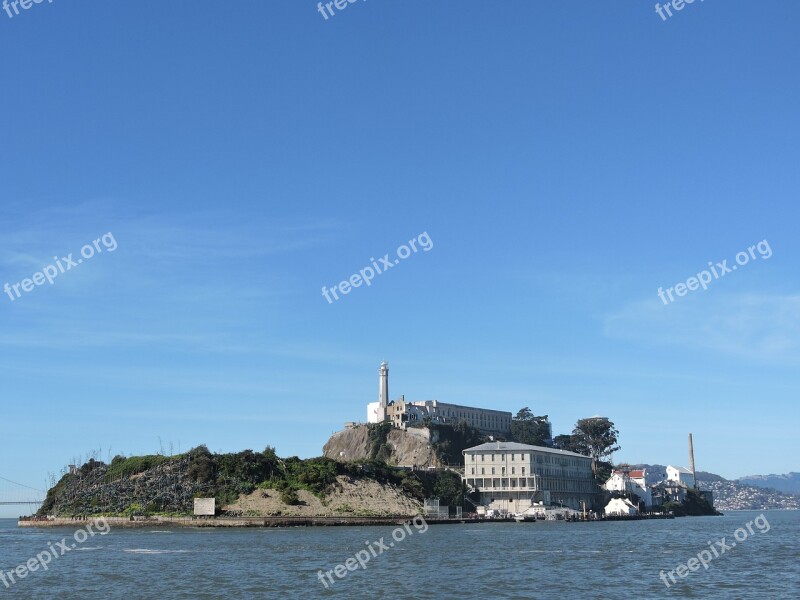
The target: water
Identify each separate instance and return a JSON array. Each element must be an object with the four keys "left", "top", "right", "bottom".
[{"left": 1, "top": 511, "right": 797, "bottom": 599}]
